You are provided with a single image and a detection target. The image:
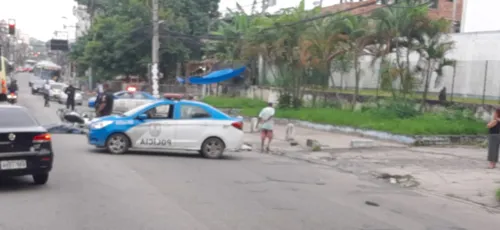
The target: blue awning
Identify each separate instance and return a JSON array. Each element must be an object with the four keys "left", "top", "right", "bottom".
[{"left": 188, "top": 67, "right": 246, "bottom": 85}]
